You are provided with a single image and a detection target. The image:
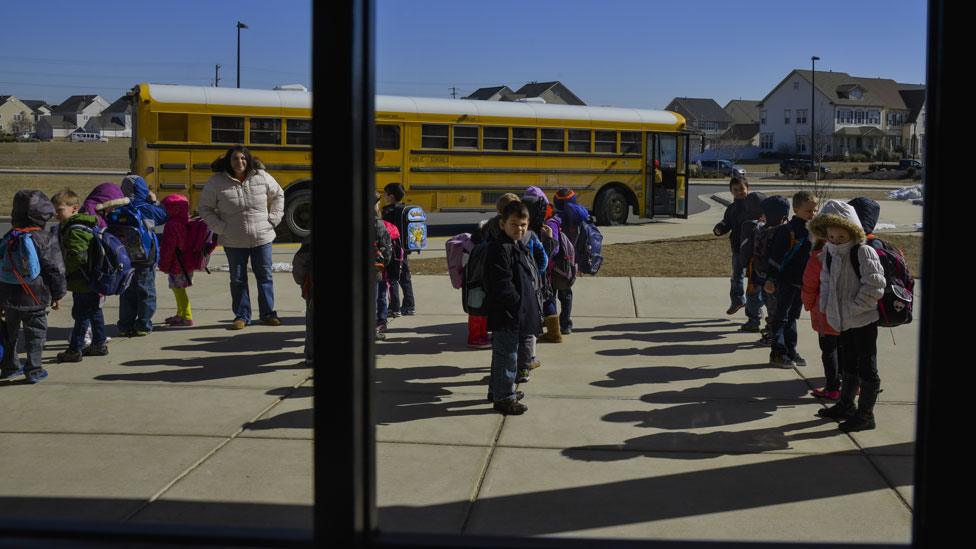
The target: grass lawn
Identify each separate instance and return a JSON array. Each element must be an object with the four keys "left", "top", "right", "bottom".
[
  {"left": 409, "top": 232, "right": 923, "bottom": 278},
  {"left": 0, "top": 139, "right": 130, "bottom": 170},
  {"left": 0, "top": 174, "right": 112, "bottom": 215}
]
